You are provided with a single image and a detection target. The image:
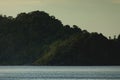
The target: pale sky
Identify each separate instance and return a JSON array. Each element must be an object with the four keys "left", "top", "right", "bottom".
[{"left": 0, "top": 0, "right": 120, "bottom": 37}]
